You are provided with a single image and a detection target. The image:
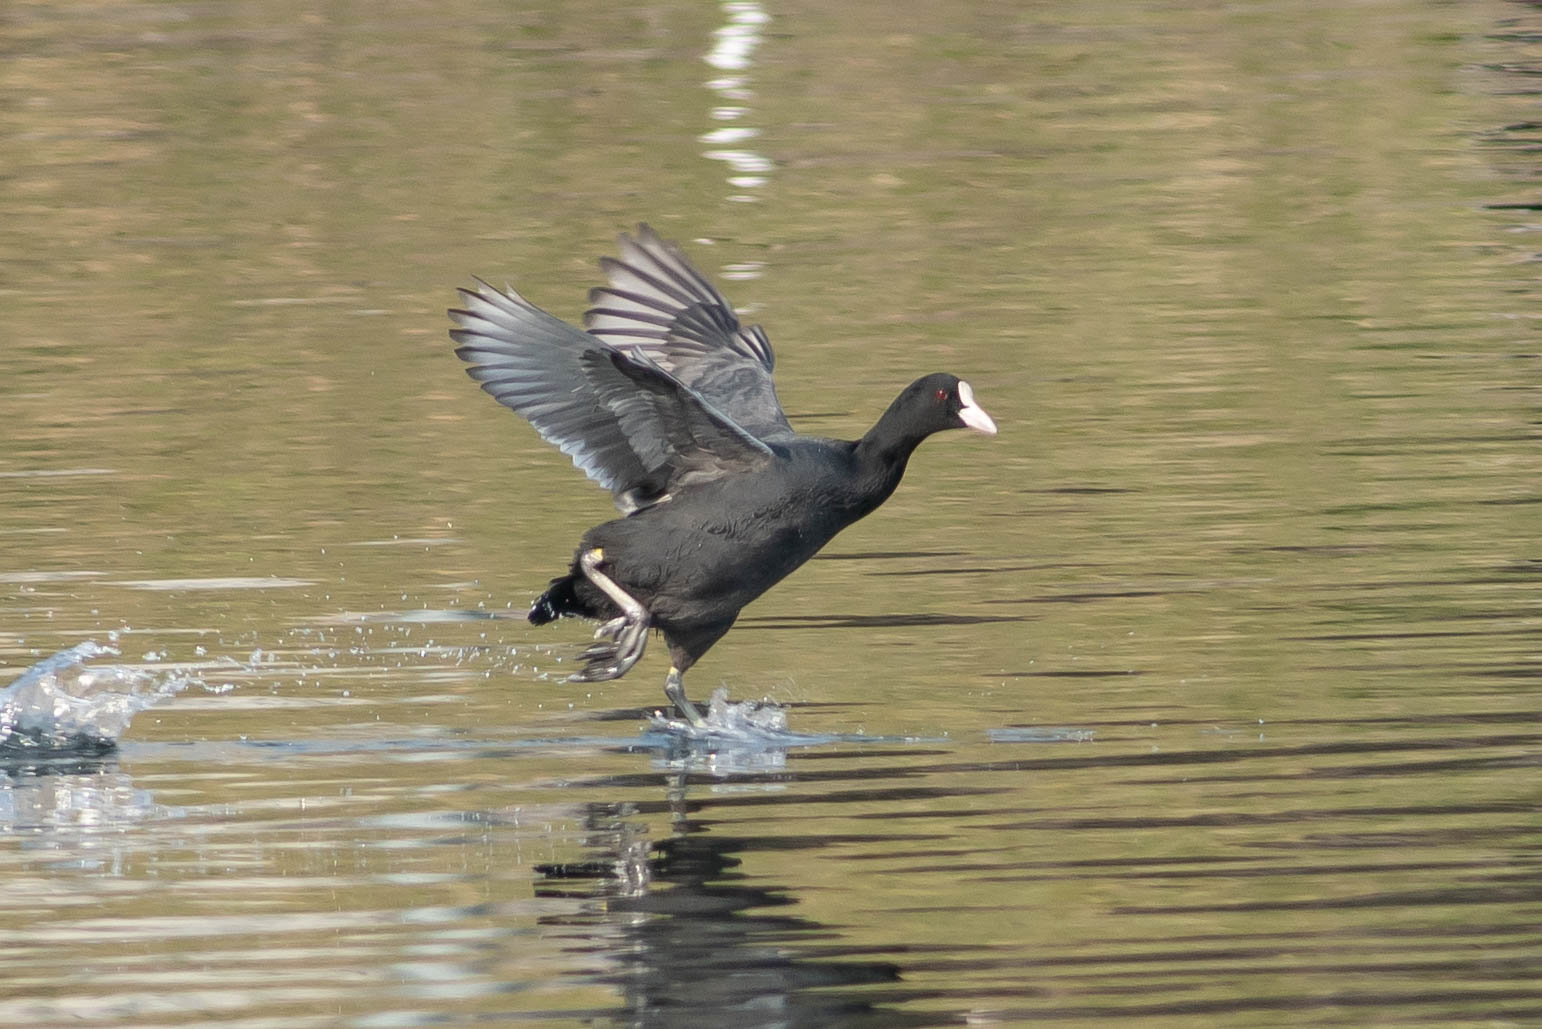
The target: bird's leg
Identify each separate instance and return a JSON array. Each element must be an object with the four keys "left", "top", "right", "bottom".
[
  {"left": 664, "top": 666, "right": 705, "bottom": 727},
  {"left": 568, "top": 549, "right": 650, "bottom": 683}
]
